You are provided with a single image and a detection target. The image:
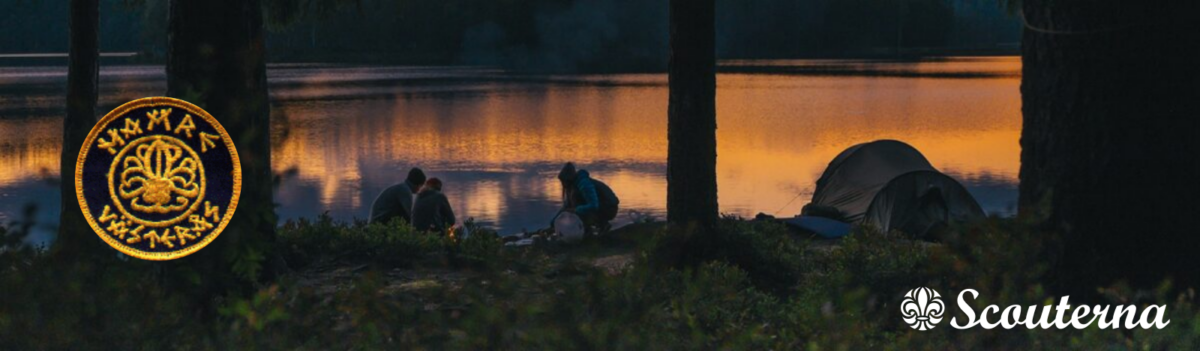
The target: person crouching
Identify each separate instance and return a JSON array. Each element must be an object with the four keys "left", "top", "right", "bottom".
[{"left": 557, "top": 162, "right": 620, "bottom": 234}]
